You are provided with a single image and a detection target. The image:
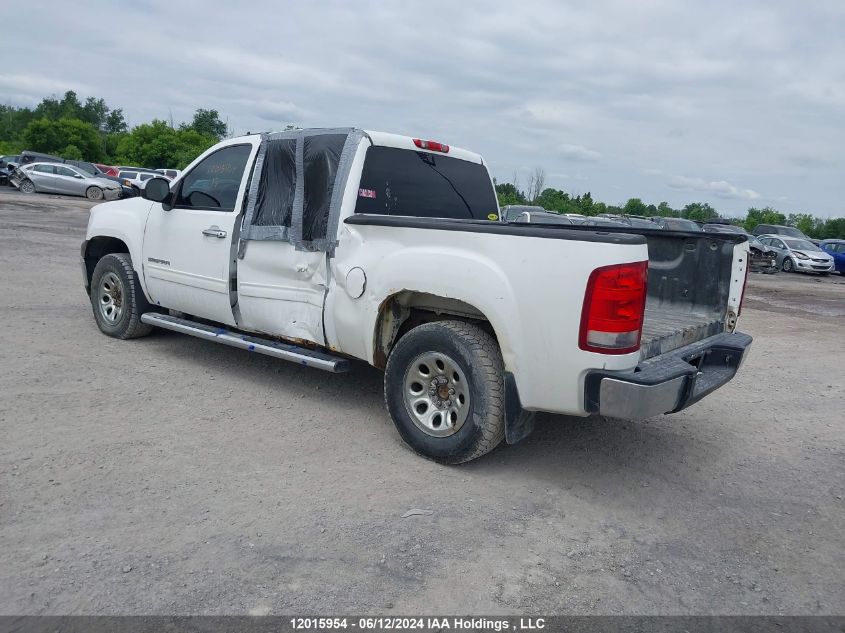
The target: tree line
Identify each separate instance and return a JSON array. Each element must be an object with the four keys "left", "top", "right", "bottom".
[
  {"left": 2, "top": 91, "right": 842, "bottom": 238},
  {"left": 495, "top": 175, "right": 845, "bottom": 240},
  {"left": 0, "top": 91, "right": 228, "bottom": 170}
]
